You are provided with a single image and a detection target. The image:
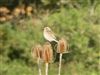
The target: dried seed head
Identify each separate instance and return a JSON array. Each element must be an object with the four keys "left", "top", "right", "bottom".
[
  {"left": 32, "top": 44, "right": 43, "bottom": 59},
  {"left": 57, "top": 38, "right": 68, "bottom": 53},
  {"left": 43, "top": 42, "right": 53, "bottom": 63}
]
